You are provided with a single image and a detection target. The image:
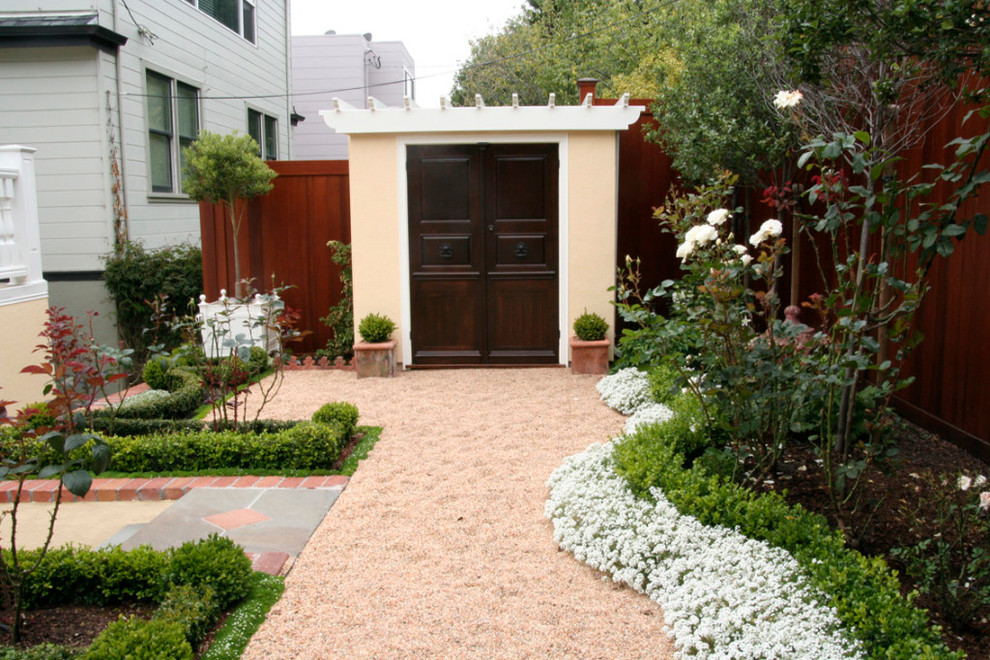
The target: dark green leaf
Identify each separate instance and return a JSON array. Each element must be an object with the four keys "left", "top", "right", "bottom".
[
  {"left": 38, "top": 464, "right": 64, "bottom": 478},
  {"left": 91, "top": 443, "right": 111, "bottom": 475},
  {"left": 62, "top": 469, "right": 93, "bottom": 497},
  {"left": 64, "top": 433, "right": 92, "bottom": 452}
]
